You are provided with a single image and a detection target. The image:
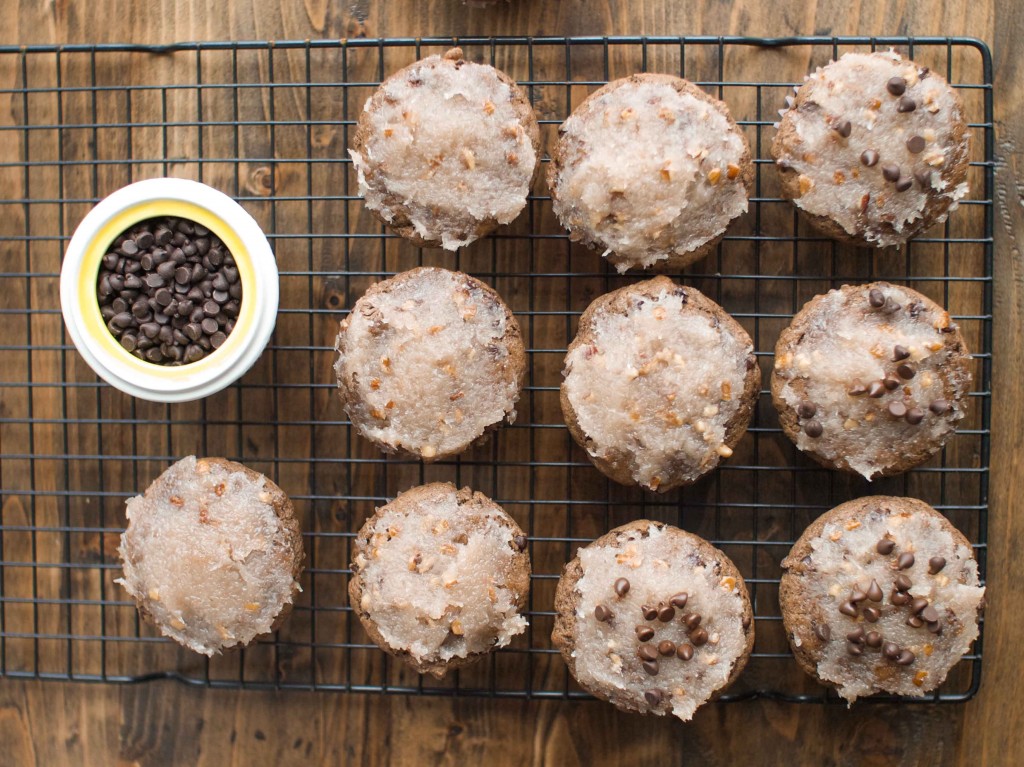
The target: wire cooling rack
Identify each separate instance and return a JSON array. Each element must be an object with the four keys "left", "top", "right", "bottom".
[{"left": 0, "top": 36, "right": 992, "bottom": 703}]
